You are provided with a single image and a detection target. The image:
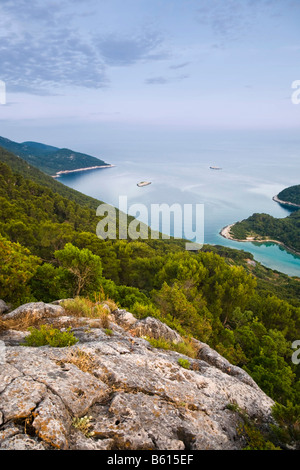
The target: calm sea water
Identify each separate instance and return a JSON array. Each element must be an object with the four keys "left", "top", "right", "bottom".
[{"left": 58, "top": 128, "right": 300, "bottom": 277}]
